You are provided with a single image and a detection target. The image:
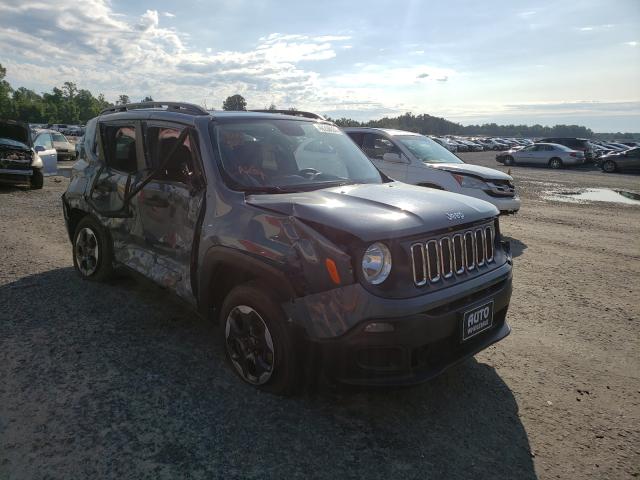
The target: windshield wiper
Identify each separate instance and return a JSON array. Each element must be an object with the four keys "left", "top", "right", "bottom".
[{"left": 240, "top": 185, "right": 287, "bottom": 194}]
